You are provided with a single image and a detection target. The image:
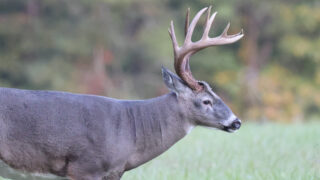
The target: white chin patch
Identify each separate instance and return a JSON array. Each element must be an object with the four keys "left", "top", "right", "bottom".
[
  {"left": 226, "top": 129, "right": 236, "bottom": 133},
  {"left": 185, "top": 124, "right": 195, "bottom": 134}
]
